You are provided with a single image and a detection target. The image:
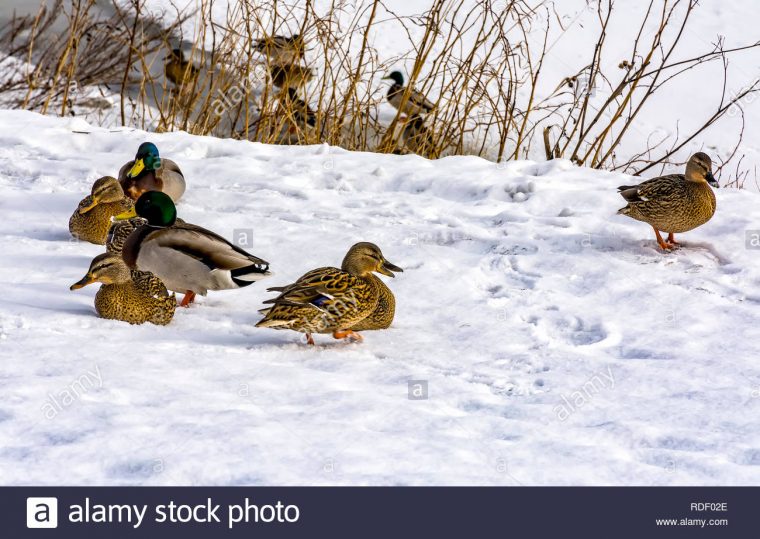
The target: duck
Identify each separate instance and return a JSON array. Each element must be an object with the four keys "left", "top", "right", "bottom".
[
  {"left": 69, "top": 176, "right": 134, "bottom": 245},
  {"left": 382, "top": 71, "right": 435, "bottom": 118},
  {"left": 617, "top": 152, "right": 719, "bottom": 250},
  {"left": 256, "top": 242, "right": 402, "bottom": 344},
  {"left": 114, "top": 191, "right": 271, "bottom": 306},
  {"left": 70, "top": 252, "right": 176, "bottom": 325},
  {"left": 400, "top": 115, "right": 436, "bottom": 157},
  {"left": 165, "top": 48, "right": 199, "bottom": 89},
  {"left": 118, "top": 142, "right": 186, "bottom": 203},
  {"left": 268, "top": 63, "right": 314, "bottom": 89},
  {"left": 254, "top": 34, "right": 305, "bottom": 64}
]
